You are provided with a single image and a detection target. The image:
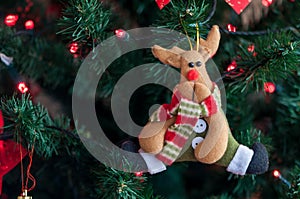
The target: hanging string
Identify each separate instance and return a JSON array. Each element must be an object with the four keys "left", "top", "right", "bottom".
[
  {"left": 180, "top": 17, "right": 193, "bottom": 50},
  {"left": 19, "top": 135, "right": 36, "bottom": 193},
  {"left": 196, "top": 22, "right": 200, "bottom": 51},
  {"left": 25, "top": 144, "right": 36, "bottom": 192},
  {"left": 19, "top": 136, "right": 25, "bottom": 193}
]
